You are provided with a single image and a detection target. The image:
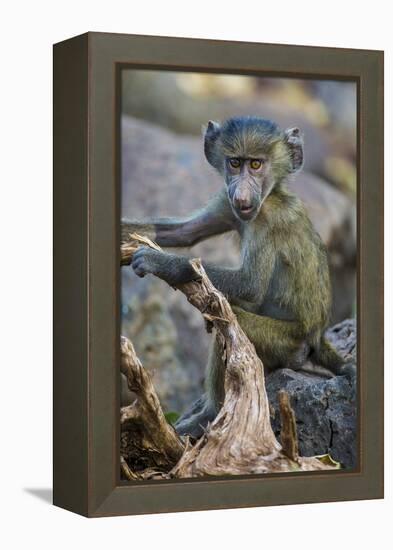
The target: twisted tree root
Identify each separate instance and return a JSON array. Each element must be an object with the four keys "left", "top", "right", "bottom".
[{"left": 120, "top": 336, "right": 184, "bottom": 476}]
